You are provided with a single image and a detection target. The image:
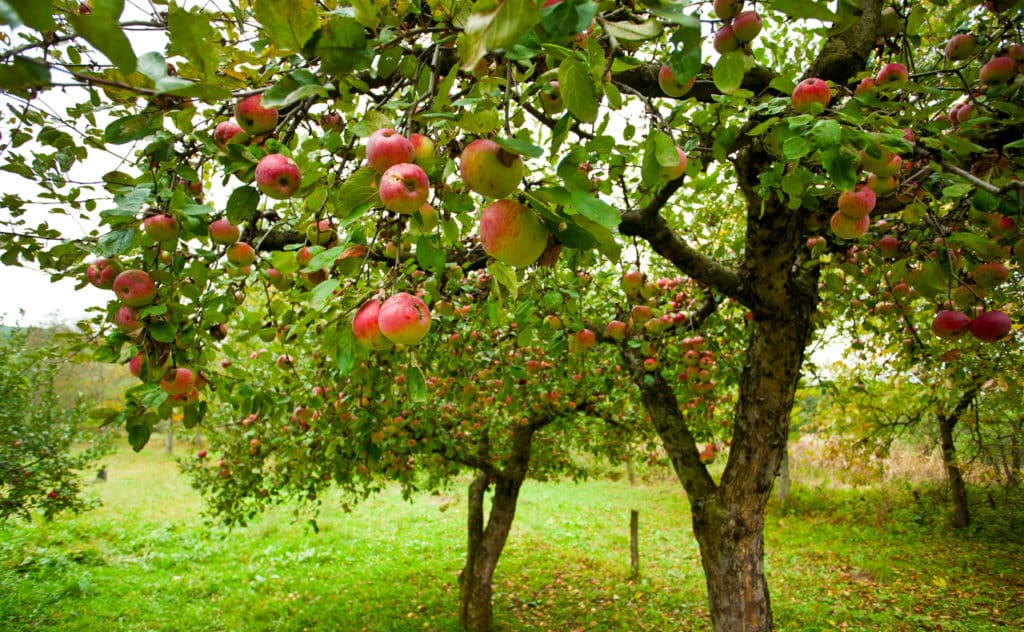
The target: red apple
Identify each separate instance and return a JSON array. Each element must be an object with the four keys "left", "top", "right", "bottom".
[
  {"left": 972, "top": 261, "right": 1008, "bottom": 289},
  {"left": 606, "top": 320, "right": 627, "bottom": 340},
  {"left": 214, "top": 120, "right": 247, "bottom": 148},
  {"left": 460, "top": 138, "right": 524, "bottom": 199},
  {"left": 791, "top": 78, "right": 831, "bottom": 113},
  {"left": 352, "top": 299, "right": 393, "bottom": 350},
  {"left": 643, "top": 357, "right": 659, "bottom": 372},
  {"left": 366, "top": 128, "right": 415, "bottom": 174},
  {"left": 234, "top": 94, "right": 278, "bottom": 135},
  {"left": 980, "top": 56, "right": 1016, "bottom": 84},
  {"left": 830, "top": 211, "right": 870, "bottom": 240},
  {"left": 876, "top": 62, "right": 909, "bottom": 84},
  {"left": 838, "top": 184, "right": 876, "bottom": 219},
  {"left": 479, "top": 199, "right": 549, "bottom": 268},
  {"left": 931, "top": 310, "right": 971, "bottom": 338},
  {"left": 409, "top": 133, "right": 435, "bottom": 164},
  {"left": 255, "top": 154, "right": 301, "bottom": 199},
  {"left": 378, "top": 292, "right": 432, "bottom": 345},
  {"left": 320, "top": 112, "right": 344, "bottom": 132},
  {"left": 306, "top": 219, "right": 336, "bottom": 246},
  {"left": 128, "top": 352, "right": 144, "bottom": 377},
  {"left": 658, "top": 65, "right": 695, "bottom": 98},
  {"left": 575, "top": 329, "right": 596, "bottom": 350},
  {"left": 731, "top": 11, "right": 762, "bottom": 43},
  {"left": 112, "top": 270, "right": 157, "bottom": 307},
  {"left": 209, "top": 218, "right": 240, "bottom": 245},
  {"left": 379, "top": 162, "right": 430, "bottom": 214},
  {"left": 143, "top": 214, "right": 179, "bottom": 243},
  {"left": 659, "top": 145, "right": 688, "bottom": 182},
  {"left": 854, "top": 77, "right": 877, "bottom": 97},
  {"left": 970, "top": 311, "right": 1011, "bottom": 341},
  {"left": 877, "top": 236, "right": 901, "bottom": 258},
  {"left": 949, "top": 101, "right": 974, "bottom": 124},
  {"left": 713, "top": 24, "right": 740, "bottom": 54},
  {"left": 620, "top": 269, "right": 645, "bottom": 296},
  {"left": 226, "top": 242, "right": 256, "bottom": 267},
  {"left": 160, "top": 367, "right": 196, "bottom": 396},
  {"left": 86, "top": 258, "right": 122, "bottom": 289},
  {"left": 113, "top": 305, "right": 143, "bottom": 332},
  {"left": 713, "top": 0, "right": 744, "bottom": 21},
  {"left": 944, "top": 33, "right": 977, "bottom": 61}
]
